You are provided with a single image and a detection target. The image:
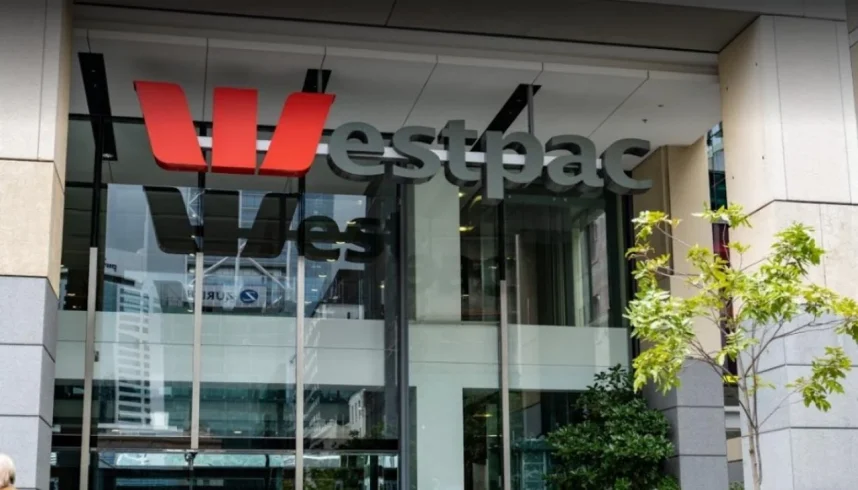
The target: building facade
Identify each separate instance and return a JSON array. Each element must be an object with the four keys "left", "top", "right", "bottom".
[{"left": 2, "top": 1, "right": 858, "bottom": 489}]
